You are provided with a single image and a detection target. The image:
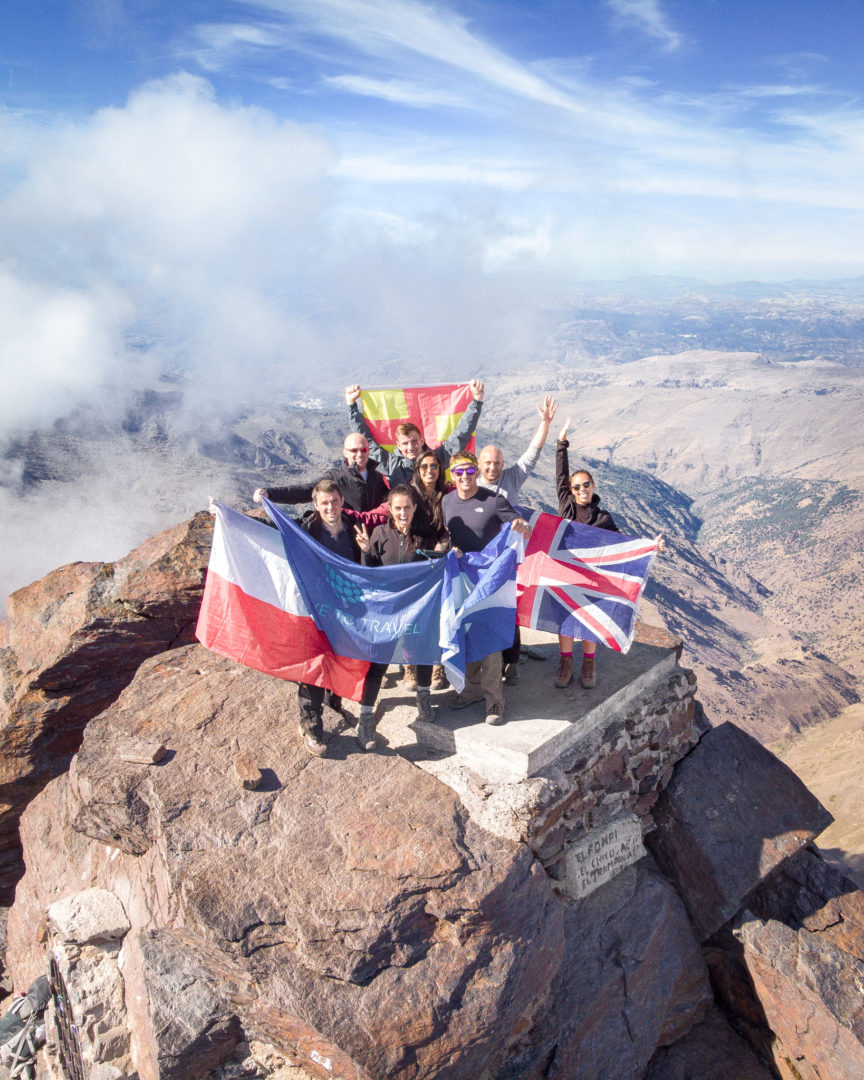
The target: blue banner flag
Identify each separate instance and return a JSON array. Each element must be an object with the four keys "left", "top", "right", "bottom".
[
  {"left": 264, "top": 500, "right": 445, "bottom": 666},
  {"left": 263, "top": 500, "right": 521, "bottom": 691}
]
